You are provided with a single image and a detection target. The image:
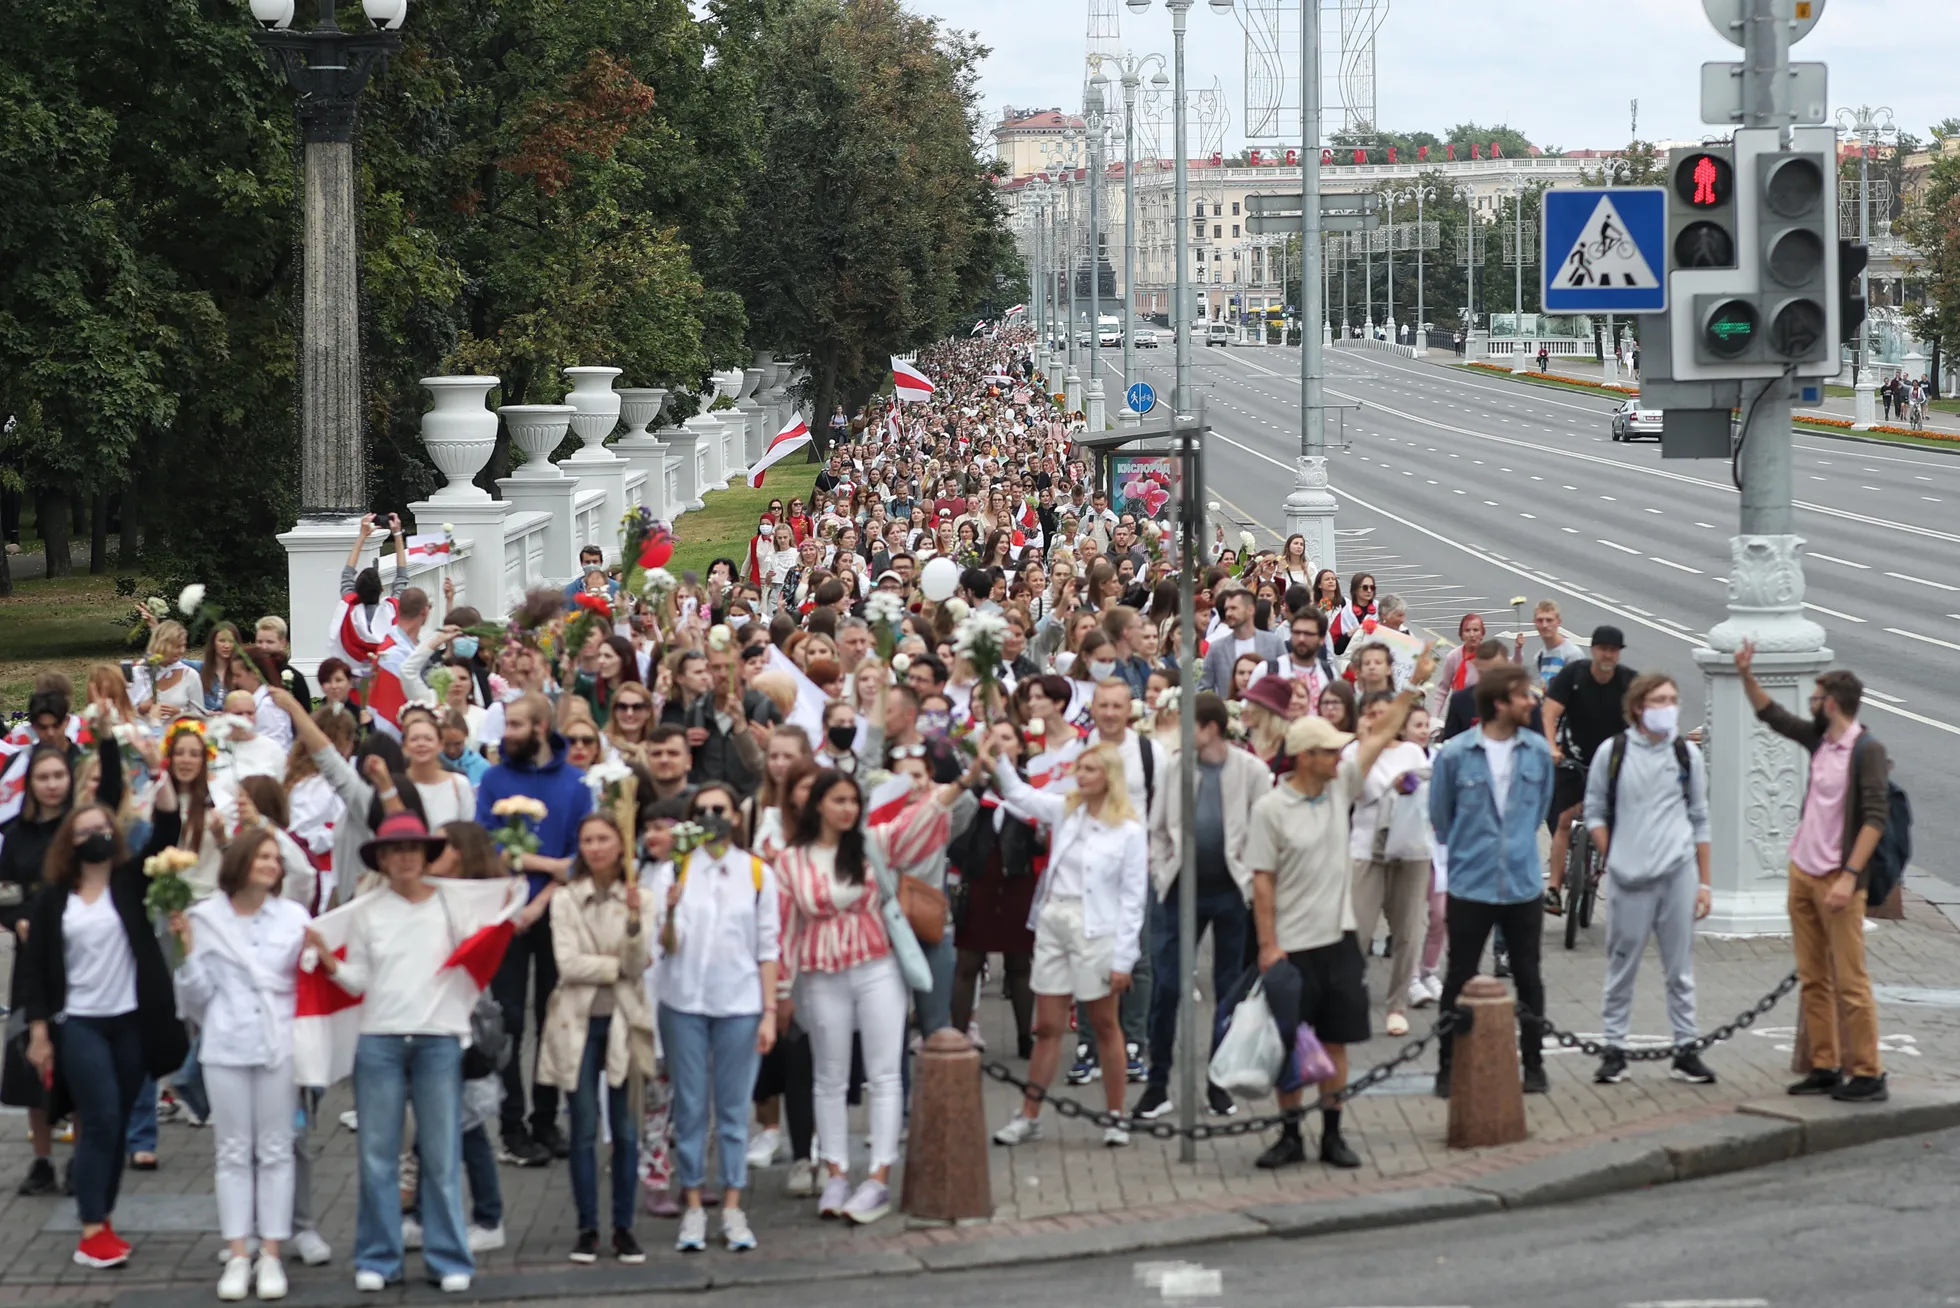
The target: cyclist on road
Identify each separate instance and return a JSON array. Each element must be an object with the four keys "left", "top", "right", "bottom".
[
  {"left": 1540, "top": 626, "right": 1636, "bottom": 916},
  {"left": 1581, "top": 673, "right": 1717, "bottom": 1087}
]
